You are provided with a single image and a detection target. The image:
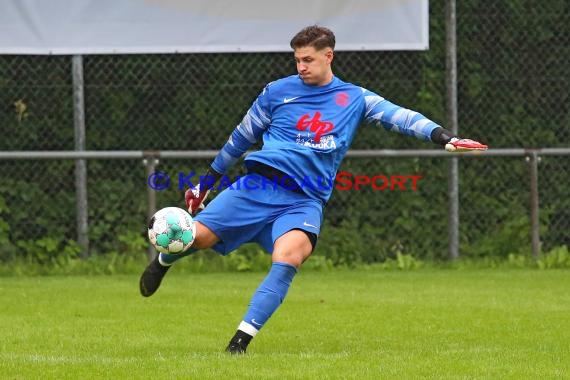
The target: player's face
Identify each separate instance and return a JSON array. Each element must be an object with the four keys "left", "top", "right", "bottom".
[{"left": 294, "top": 46, "right": 334, "bottom": 86}]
